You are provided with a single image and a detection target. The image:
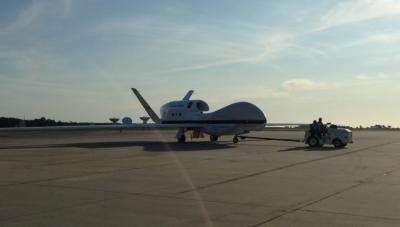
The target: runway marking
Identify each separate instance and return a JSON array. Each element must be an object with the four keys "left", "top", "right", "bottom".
[{"left": 179, "top": 140, "right": 400, "bottom": 194}]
